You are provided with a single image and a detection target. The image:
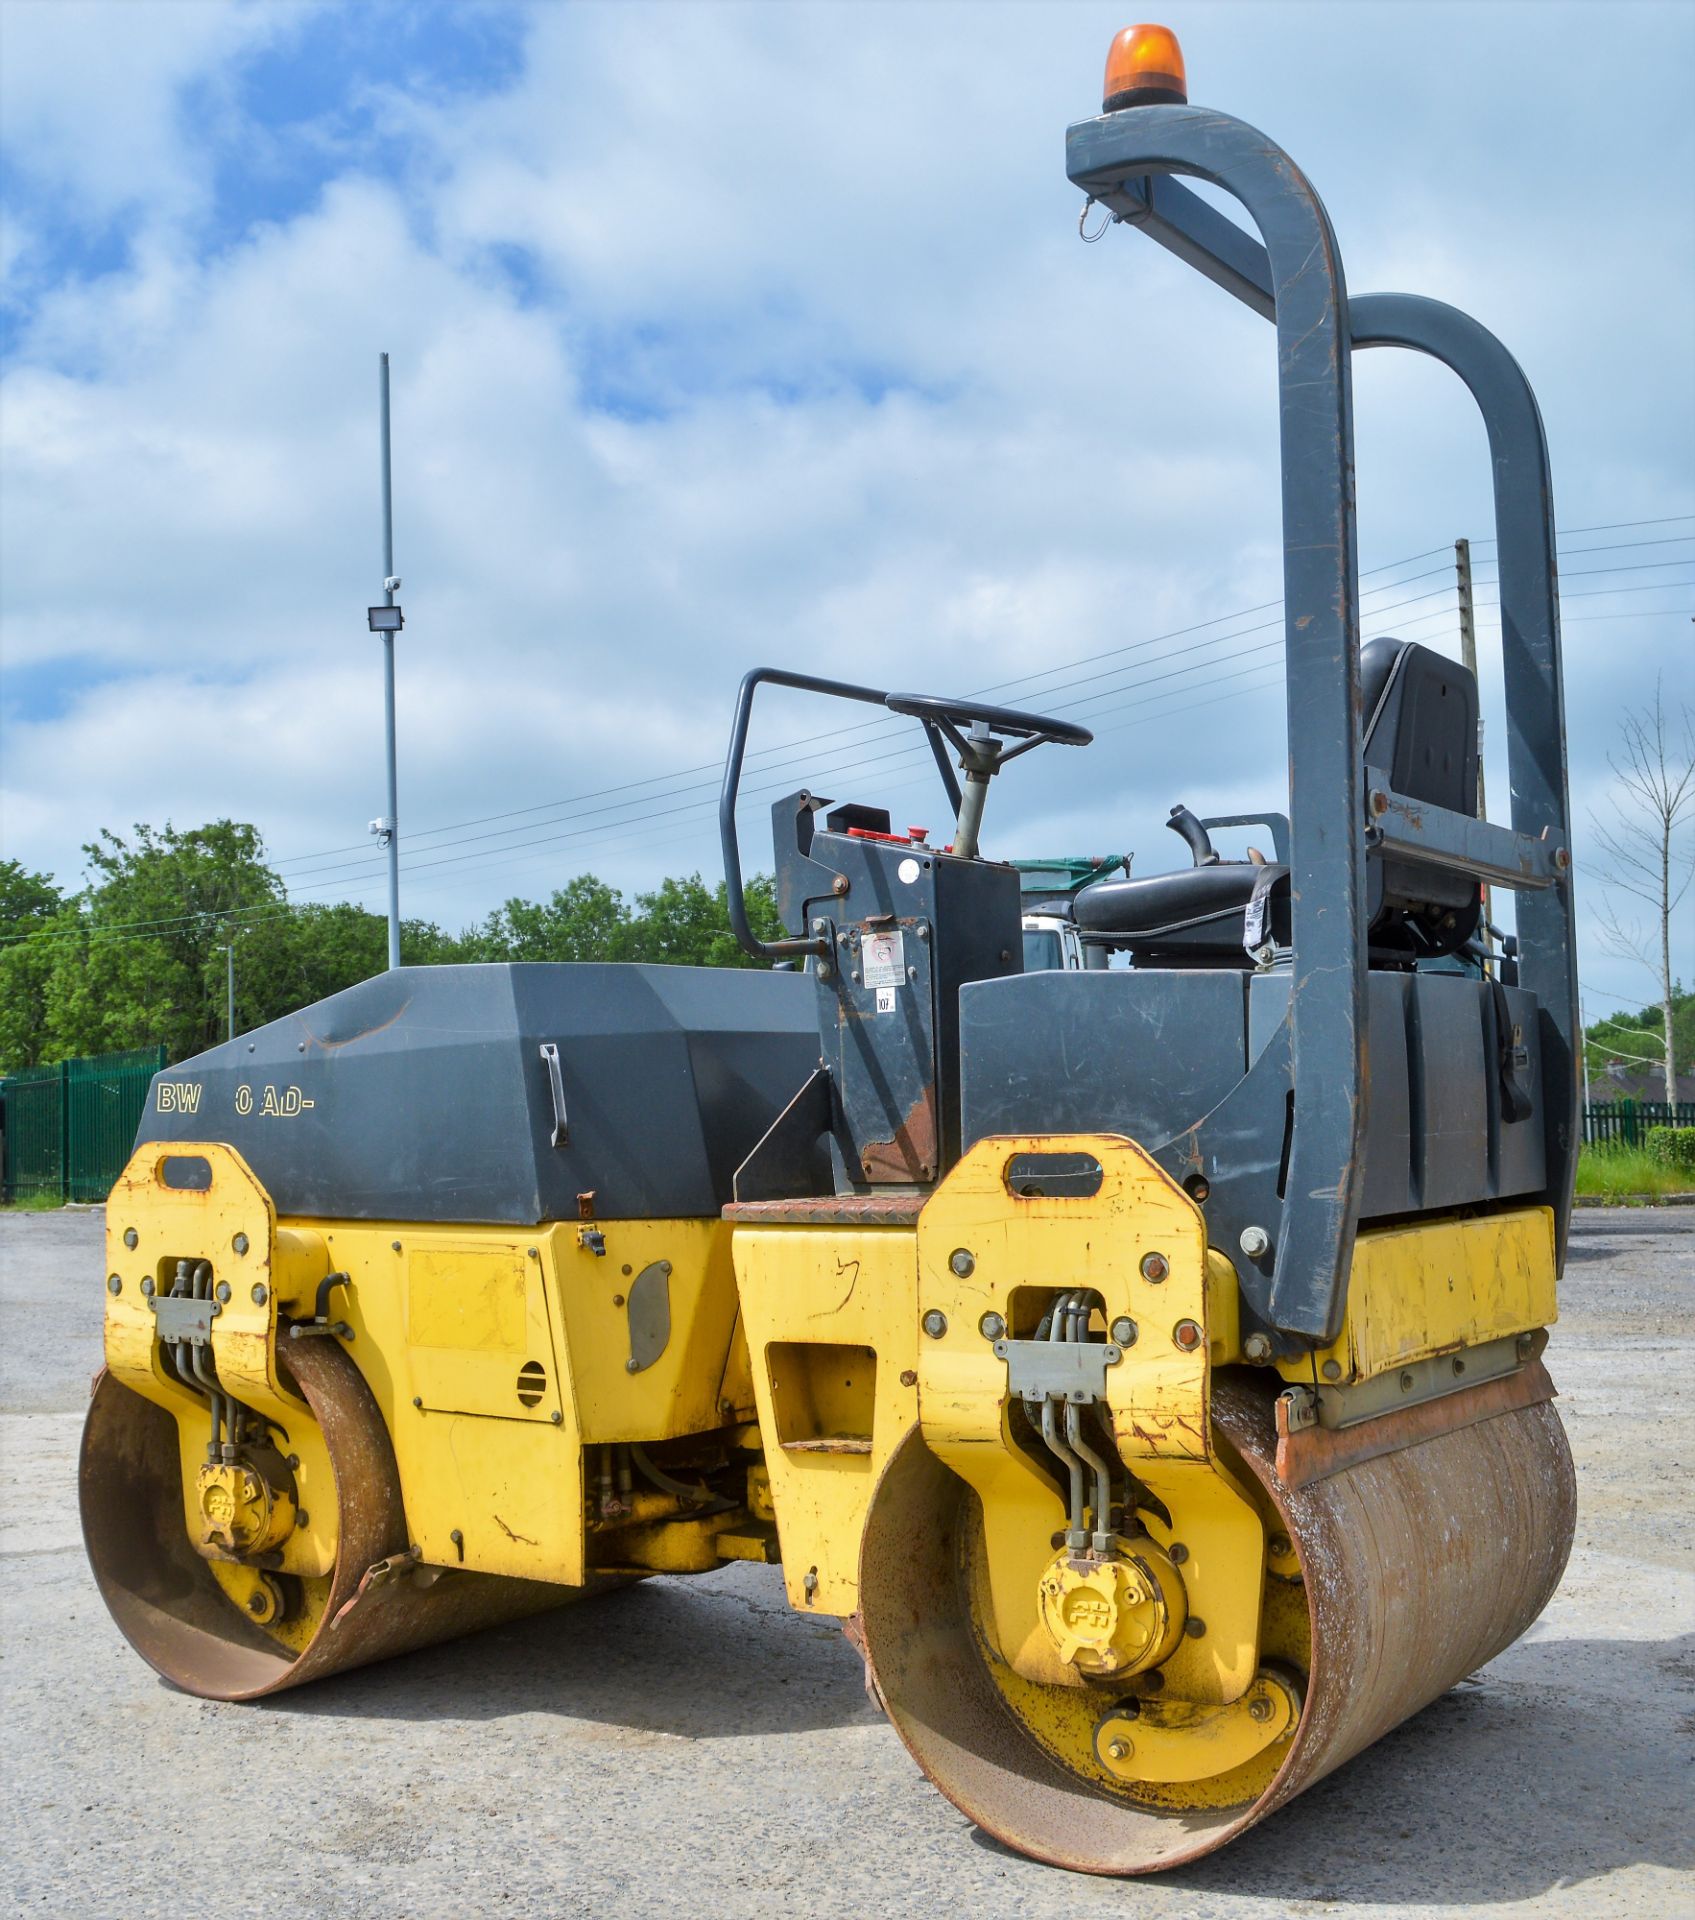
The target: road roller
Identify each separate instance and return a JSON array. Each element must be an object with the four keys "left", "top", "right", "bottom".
[{"left": 83, "top": 23, "right": 1581, "bottom": 1874}]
